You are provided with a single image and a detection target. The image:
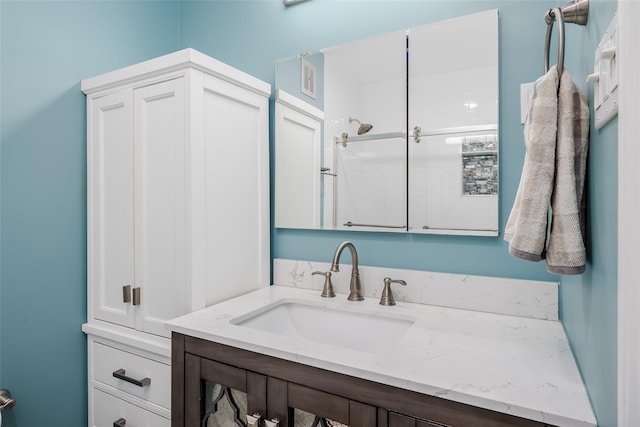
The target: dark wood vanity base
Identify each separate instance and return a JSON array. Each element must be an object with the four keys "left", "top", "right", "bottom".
[{"left": 172, "top": 333, "right": 554, "bottom": 427}]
